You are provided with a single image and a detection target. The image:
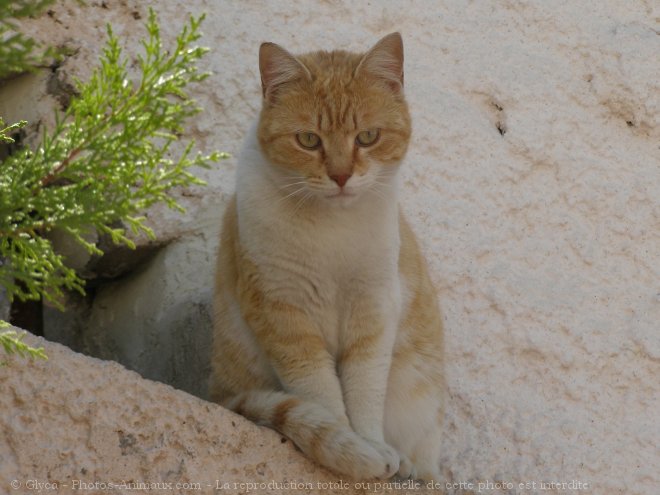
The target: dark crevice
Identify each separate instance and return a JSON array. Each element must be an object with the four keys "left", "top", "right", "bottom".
[
  {"left": 9, "top": 293, "right": 43, "bottom": 336},
  {"left": 85, "top": 241, "right": 167, "bottom": 286},
  {"left": 490, "top": 99, "right": 507, "bottom": 137}
]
